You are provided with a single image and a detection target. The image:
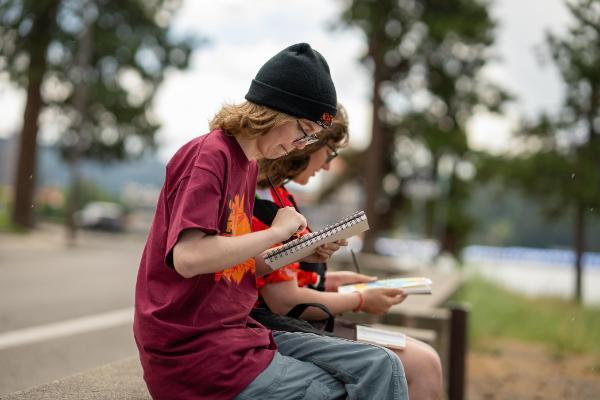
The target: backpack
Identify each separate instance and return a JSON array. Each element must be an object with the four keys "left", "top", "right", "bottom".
[{"left": 250, "top": 303, "right": 336, "bottom": 337}]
